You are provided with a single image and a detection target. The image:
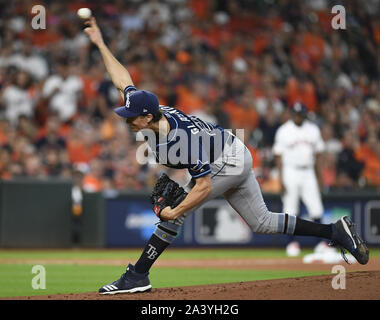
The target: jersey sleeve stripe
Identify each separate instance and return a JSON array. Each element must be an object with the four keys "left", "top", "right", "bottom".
[
  {"left": 191, "top": 169, "right": 211, "bottom": 178},
  {"left": 123, "top": 86, "right": 137, "bottom": 104},
  {"left": 124, "top": 85, "right": 137, "bottom": 93}
]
